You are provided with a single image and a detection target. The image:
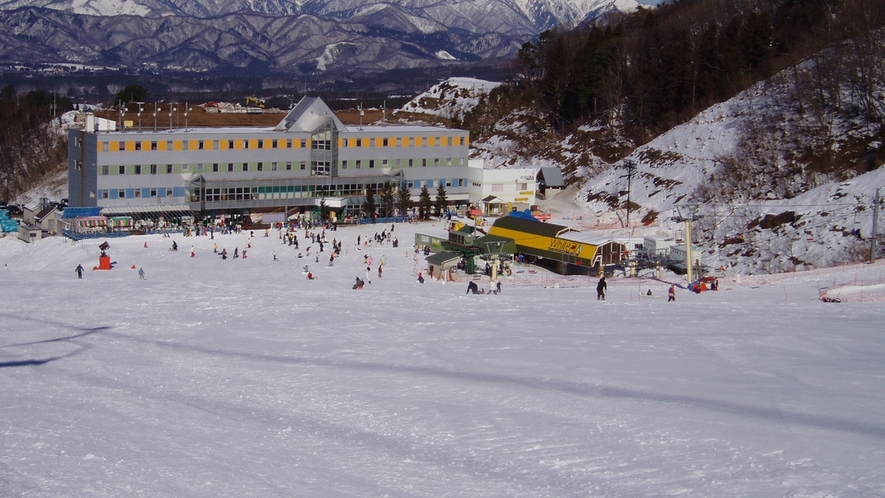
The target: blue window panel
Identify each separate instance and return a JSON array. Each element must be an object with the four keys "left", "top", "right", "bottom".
[
  {"left": 110, "top": 189, "right": 119, "bottom": 199},
  {"left": 158, "top": 188, "right": 166, "bottom": 198},
  {"left": 125, "top": 189, "right": 135, "bottom": 199},
  {"left": 426, "top": 179, "right": 434, "bottom": 188},
  {"left": 142, "top": 188, "right": 151, "bottom": 198},
  {"left": 173, "top": 187, "right": 186, "bottom": 198}
]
